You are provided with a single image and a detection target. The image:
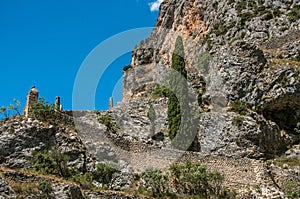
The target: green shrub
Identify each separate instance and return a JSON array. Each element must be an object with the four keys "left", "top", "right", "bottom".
[
  {"left": 212, "top": 2, "right": 218, "bottom": 9},
  {"left": 228, "top": 100, "right": 248, "bottom": 115},
  {"left": 241, "top": 31, "right": 246, "bottom": 38},
  {"left": 168, "top": 36, "right": 188, "bottom": 140},
  {"left": 141, "top": 167, "right": 170, "bottom": 197},
  {"left": 239, "top": 12, "right": 254, "bottom": 26},
  {"left": 151, "top": 85, "right": 171, "bottom": 98},
  {"left": 32, "top": 98, "right": 57, "bottom": 123},
  {"left": 32, "top": 150, "right": 58, "bottom": 175},
  {"left": 282, "top": 181, "right": 300, "bottom": 198},
  {"left": 273, "top": 8, "right": 282, "bottom": 17},
  {"left": 169, "top": 160, "right": 224, "bottom": 196},
  {"left": 93, "top": 162, "right": 119, "bottom": 185},
  {"left": 140, "top": 161, "right": 226, "bottom": 198},
  {"left": 98, "top": 114, "right": 116, "bottom": 130},
  {"left": 38, "top": 180, "right": 52, "bottom": 197},
  {"left": 247, "top": 0, "right": 257, "bottom": 9},
  {"left": 32, "top": 150, "right": 70, "bottom": 177},
  {"left": 288, "top": 7, "right": 300, "bottom": 22},
  {"left": 214, "top": 21, "right": 232, "bottom": 36},
  {"left": 294, "top": 122, "right": 300, "bottom": 135},
  {"left": 236, "top": 1, "right": 247, "bottom": 13},
  {"left": 262, "top": 10, "right": 273, "bottom": 20}
]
